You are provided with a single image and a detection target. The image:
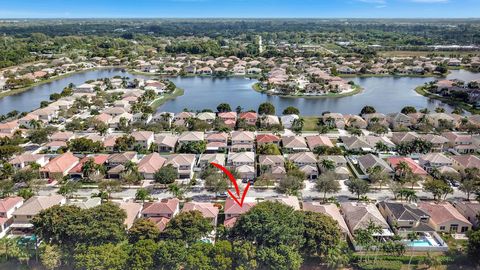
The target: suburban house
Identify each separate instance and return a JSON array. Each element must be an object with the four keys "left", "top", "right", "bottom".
[
  {"left": 340, "top": 202, "right": 393, "bottom": 237},
  {"left": 205, "top": 133, "right": 228, "bottom": 153},
  {"left": 231, "top": 131, "right": 255, "bottom": 152},
  {"left": 282, "top": 136, "right": 309, "bottom": 153},
  {"left": 198, "top": 153, "right": 226, "bottom": 169},
  {"left": 68, "top": 154, "right": 109, "bottom": 179},
  {"left": 357, "top": 154, "right": 394, "bottom": 175},
  {"left": 387, "top": 112, "right": 413, "bottom": 129},
  {"left": 387, "top": 157, "right": 428, "bottom": 177},
  {"left": 265, "top": 196, "right": 300, "bottom": 210},
  {"left": 258, "top": 155, "right": 286, "bottom": 180},
  {"left": 165, "top": 154, "right": 197, "bottom": 179},
  {"left": 420, "top": 134, "right": 449, "bottom": 152},
  {"left": 450, "top": 155, "right": 480, "bottom": 171},
  {"left": 40, "top": 152, "right": 79, "bottom": 179},
  {"left": 453, "top": 201, "right": 480, "bottom": 228},
  {"left": 9, "top": 153, "right": 48, "bottom": 170},
  {"left": 117, "top": 202, "right": 143, "bottom": 229},
  {"left": 303, "top": 202, "right": 350, "bottom": 238},
  {"left": 155, "top": 134, "right": 178, "bottom": 153},
  {"left": 107, "top": 152, "right": 138, "bottom": 169},
  {"left": 141, "top": 198, "right": 180, "bottom": 231},
  {"left": 0, "top": 197, "right": 24, "bottom": 238},
  {"left": 224, "top": 198, "right": 256, "bottom": 228},
  {"left": 178, "top": 131, "right": 205, "bottom": 146},
  {"left": 196, "top": 112, "right": 216, "bottom": 124},
  {"left": 131, "top": 131, "right": 154, "bottom": 150},
  {"left": 341, "top": 136, "right": 371, "bottom": 152},
  {"left": 419, "top": 153, "right": 453, "bottom": 173},
  {"left": 218, "top": 112, "right": 237, "bottom": 128},
  {"left": 227, "top": 152, "right": 255, "bottom": 167},
  {"left": 418, "top": 202, "right": 472, "bottom": 234},
  {"left": 318, "top": 155, "right": 350, "bottom": 177},
  {"left": 391, "top": 132, "right": 420, "bottom": 145},
  {"left": 378, "top": 201, "right": 434, "bottom": 235},
  {"left": 239, "top": 112, "right": 258, "bottom": 126},
  {"left": 305, "top": 135, "right": 334, "bottom": 151},
  {"left": 288, "top": 152, "right": 319, "bottom": 179},
  {"left": 138, "top": 153, "right": 167, "bottom": 180},
  {"left": 442, "top": 132, "right": 477, "bottom": 154},
  {"left": 280, "top": 114, "right": 299, "bottom": 129},
  {"left": 182, "top": 202, "right": 219, "bottom": 226},
  {"left": 256, "top": 134, "right": 281, "bottom": 146},
  {"left": 11, "top": 195, "right": 66, "bottom": 235}
]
